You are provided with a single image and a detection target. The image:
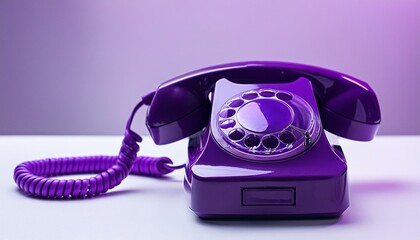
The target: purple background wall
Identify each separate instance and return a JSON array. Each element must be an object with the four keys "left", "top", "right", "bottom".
[{"left": 1, "top": 1, "right": 419, "bottom": 135}]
